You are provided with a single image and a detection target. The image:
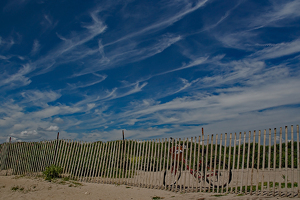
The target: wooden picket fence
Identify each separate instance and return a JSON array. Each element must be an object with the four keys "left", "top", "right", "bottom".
[{"left": 0, "top": 125, "right": 299, "bottom": 198}]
